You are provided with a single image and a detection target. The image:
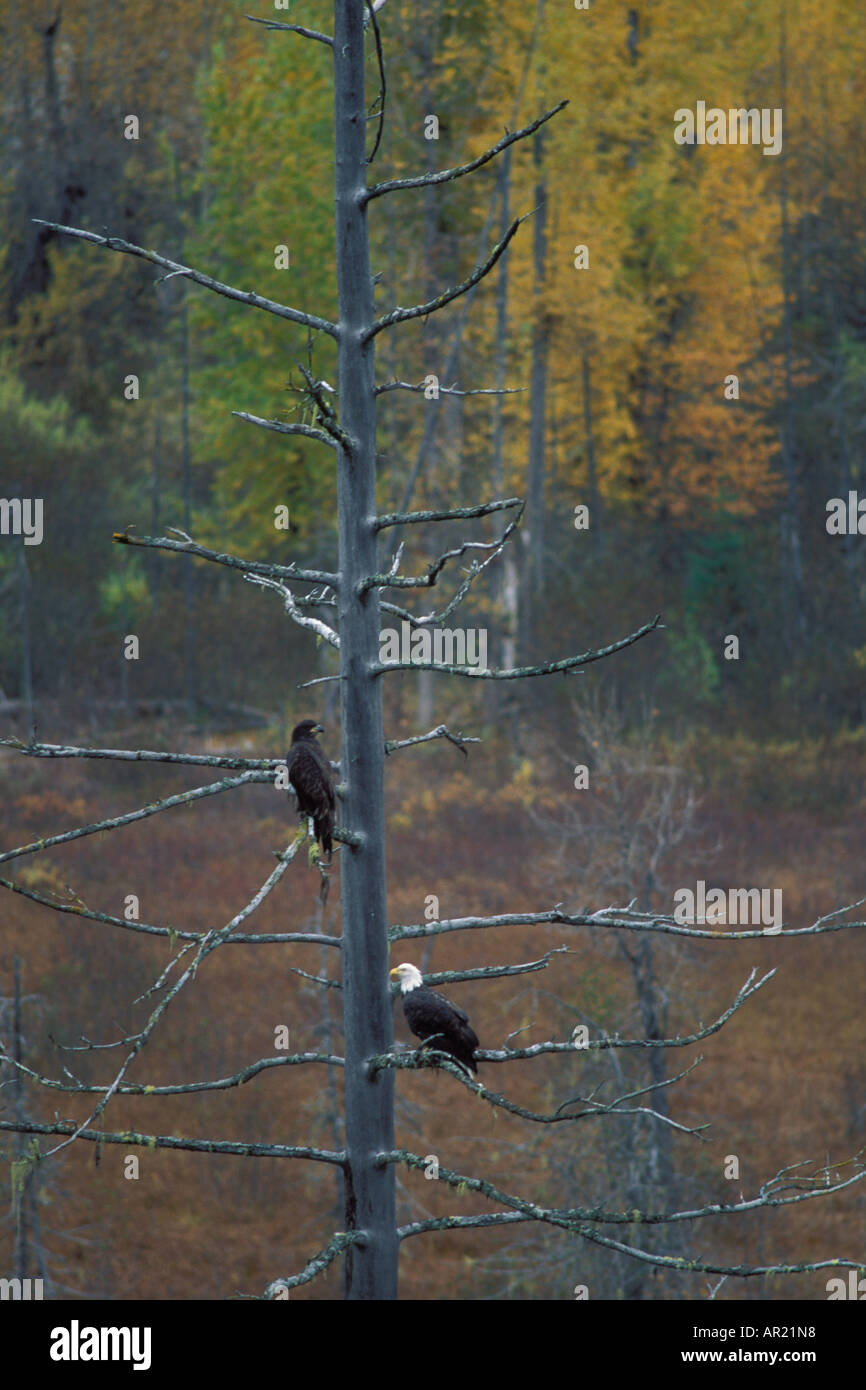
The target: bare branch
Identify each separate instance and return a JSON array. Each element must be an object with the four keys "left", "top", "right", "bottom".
[
  {"left": 383, "top": 543, "right": 404, "bottom": 585},
  {"left": 0, "top": 1119, "right": 345, "bottom": 1165},
  {"left": 0, "top": 771, "right": 271, "bottom": 867},
  {"left": 112, "top": 529, "right": 337, "bottom": 586},
  {"left": 243, "top": 573, "right": 340, "bottom": 648},
  {"left": 576, "top": 1221, "right": 866, "bottom": 1281},
  {"left": 362, "top": 503, "right": 524, "bottom": 592},
  {"left": 376, "top": 1050, "right": 709, "bottom": 1136},
  {"left": 0, "top": 872, "right": 341, "bottom": 948},
  {"left": 380, "top": 183, "right": 514, "bottom": 558},
  {"left": 378, "top": 507, "right": 526, "bottom": 627},
  {"left": 0, "top": 736, "right": 281, "bottom": 772},
  {"left": 554, "top": 1056, "right": 704, "bottom": 1114},
  {"left": 392, "top": 896, "right": 866, "bottom": 942},
  {"left": 385, "top": 724, "right": 481, "bottom": 757},
  {"left": 386, "top": 969, "right": 776, "bottom": 1065},
  {"left": 232, "top": 410, "right": 337, "bottom": 450},
  {"left": 33, "top": 839, "right": 305, "bottom": 1159},
  {"left": 245, "top": 13, "right": 333, "bottom": 46},
  {"left": 399, "top": 1213, "right": 529, "bottom": 1240},
  {"left": 365, "top": 0, "right": 386, "bottom": 164},
  {"left": 366, "top": 213, "right": 530, "bottom": 340},
  {"left": 374, "top": 576, "right": 491, "bottom": 630},
  {"left": 374, "top": 614, "right": 663, "bottom": 679},
  {"left": 32, "top": 220, "right": 338, "bottom": 337},
  {"left": 264, "top": 1232, "right": 361, "bottom": 1298},
  {"left": 375, "top": 379, "right": 526, "bottom": 399},
  {"left": 581, "top": 899, "right": 866, "bottom": 942},
  {"left": 0, "top": 1051, "right": 344, "bottom": 1096},
  {"left": 374, "top": 496, "right": 522, "bottom": 531},
  {"left": 298, "top": 674, "right": 343, "bottom": 689},
  {"left": 293, "top": 363, "right": 352, "bottom": 449},
  {"left": 1, "top": 731, "right": 473, "bottom": 773},
  {"left": 417, "top": 947, "right": 572, "bottom": 987},
  {"left": 365, "top": 101, "right": 568, "bottom": 202},
  {"left": 384, "top": 1150, "right": 866, "bottom": 1278},
  {"left": 289, "top": 967, "right": 341, "bottom": 990}
]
